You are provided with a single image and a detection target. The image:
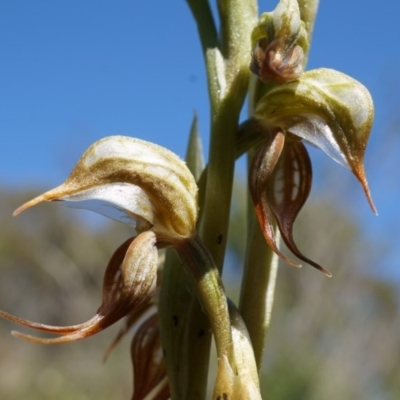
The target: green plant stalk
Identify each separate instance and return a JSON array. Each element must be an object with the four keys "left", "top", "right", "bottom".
[
  {"left": 239, "top": 217, "right": 280, "bottom": 370},
  {"left": 160, "top": 233, "right": 236, "bottom": 400},
  {"left": 167, "top": 2, "right": 257, "bottom": 398},
  {"left": 175, "top": 235, "right": 235, "bottom": 365},
  {"left": 187, "top": 0, "right": 257, "bottom": 268},
  {"left": 196, "top": 0, "right": 258, "bottom": 270}
]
